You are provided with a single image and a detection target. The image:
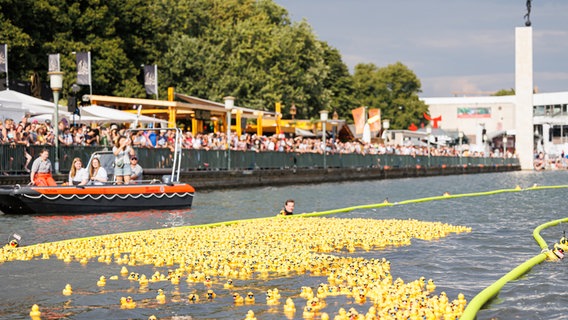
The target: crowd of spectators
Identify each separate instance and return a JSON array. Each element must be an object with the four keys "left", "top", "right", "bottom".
[
  {"left": 1, "top": 116, "right": 512, "bottom": 172},
  {"left": 1, "top": 116, "right": 497, "bottom": 154}
]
